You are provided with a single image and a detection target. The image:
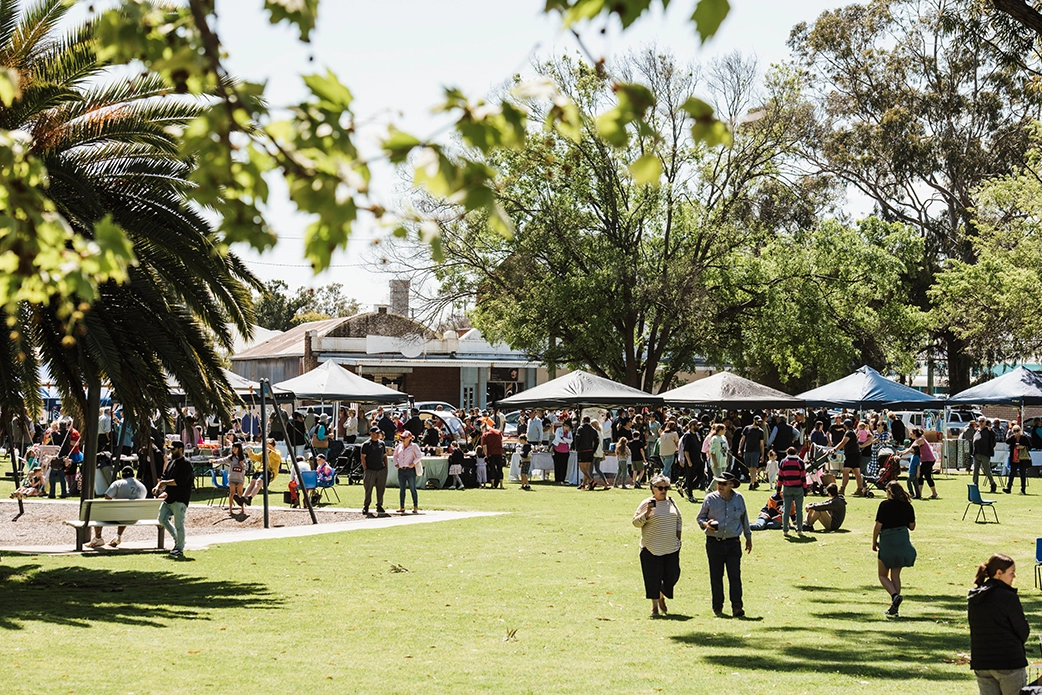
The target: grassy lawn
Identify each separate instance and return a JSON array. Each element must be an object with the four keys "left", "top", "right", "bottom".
[{"left": 1, "top": 466, "right": 1040, "bottom": 695}]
